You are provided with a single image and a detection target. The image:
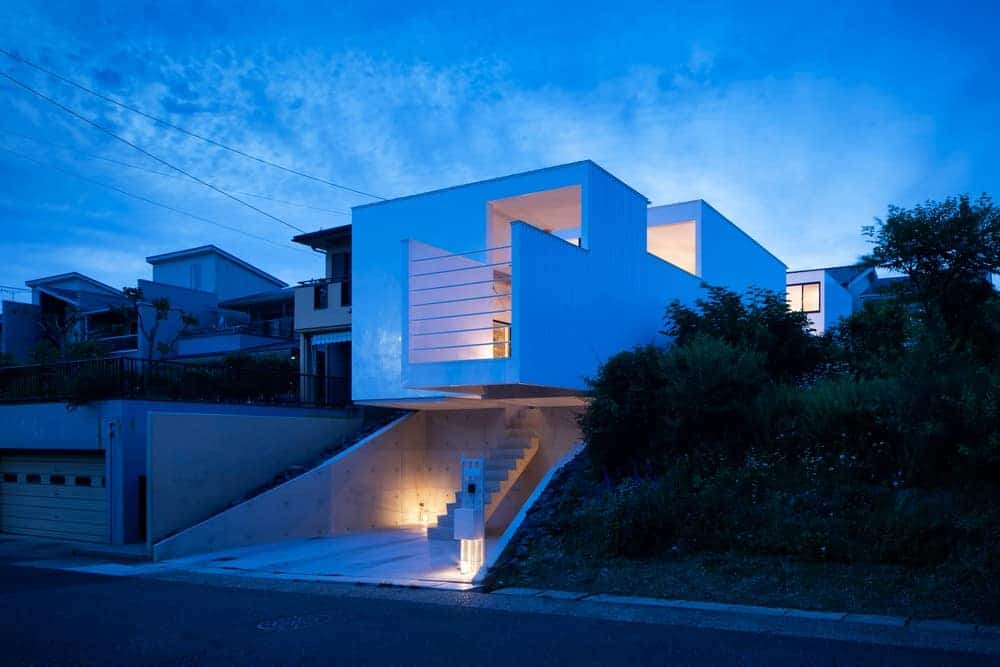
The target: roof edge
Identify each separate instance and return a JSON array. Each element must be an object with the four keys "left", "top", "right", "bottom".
[{"left": 145, "top": 245, "right": 287, "bottom": 288}]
